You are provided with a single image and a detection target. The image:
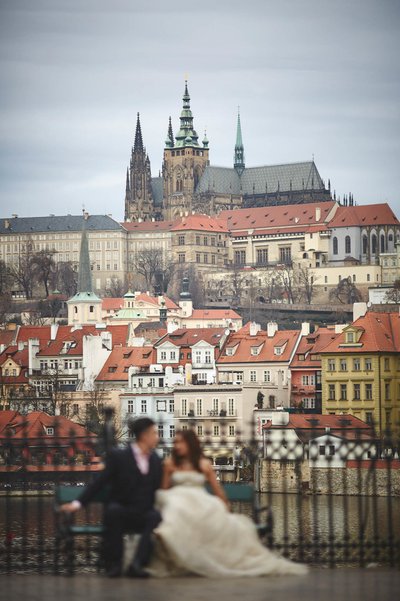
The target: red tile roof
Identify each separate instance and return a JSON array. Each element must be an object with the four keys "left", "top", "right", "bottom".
[
  {"left": 219, "top": 201, "right": 336, "bottom": 232},
  {"left": 263, "top": 413, "right": 374, "bottom": 441},
  {"left": 171, "top": 214, "right": 228, "bottom": 233},
  {"left": 319, "top": 311, "right": 400, "bottom": 354},
  {"left": 102, "top": 293, "right": 178, "bottom": 312},
  {"left": 155, "top": 328, "right": 226, "bottom": 349},
  {"left": 0, "top": 329, "right": 17, "bottom": 348},
  {"left": 327, "top": 203, "right": 399, "bottom": 228},
  {"left": 36, "top": 324, "right": 129, "bottom": 357},
  {"left": 0, "top": 411, "right": 96, "bottom": 440},
  {"left": 96, "top": 346, "right": 155, "bottom": 382},
  {"left": 16, "top": 326, "right": 52, "bottom": 345},
  {"left": 218, "top": 328, "right": 300, "bottom": 364},
  {"left": 121, "top": 220, "right": 176, "bottom": 232},
  {"left": 0, "top": 346, "right": 30, "bottom": 384},
  {"left": 102, "top": 297, "right": 124, "bottom": 311},
  {"left": 290, "top": 327, "right": 338, "bottom": 369}
]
